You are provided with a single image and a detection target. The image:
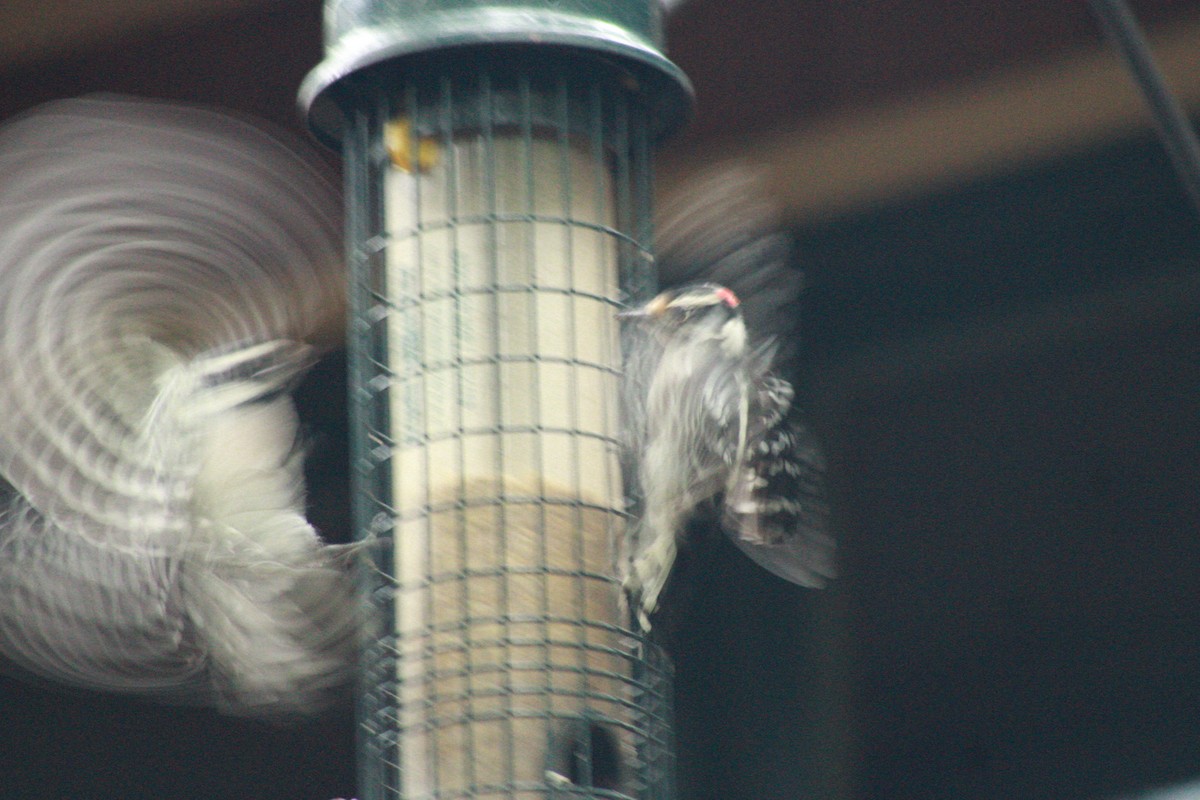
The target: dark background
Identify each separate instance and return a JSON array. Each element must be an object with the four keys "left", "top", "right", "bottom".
[{"left": 3, "top": 2, "right": 1200, "bottom": 799}]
